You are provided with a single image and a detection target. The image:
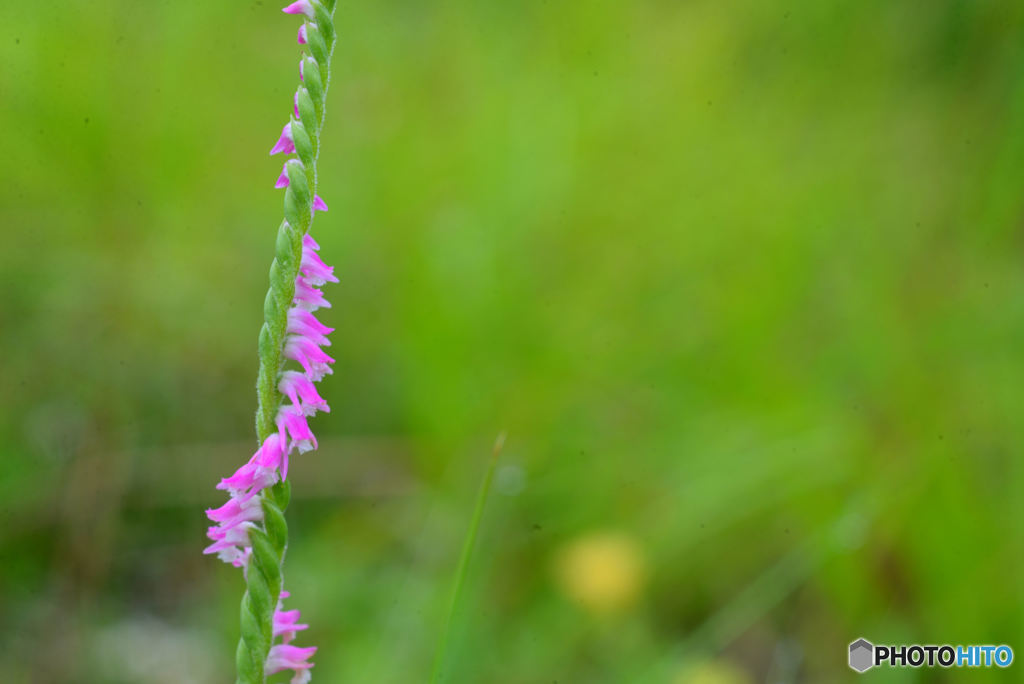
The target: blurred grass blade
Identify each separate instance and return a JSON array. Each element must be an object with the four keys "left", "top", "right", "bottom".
[{"left": 429, "top": 432, "right": 505, "bottom": 684}]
